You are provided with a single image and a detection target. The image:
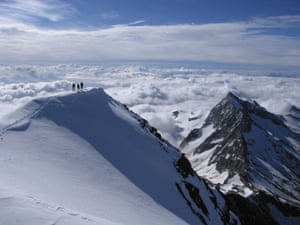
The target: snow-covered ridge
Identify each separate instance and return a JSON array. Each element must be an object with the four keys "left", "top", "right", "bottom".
[{"left": 0, "top": 88, "right": 238, "bottom": 225}]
